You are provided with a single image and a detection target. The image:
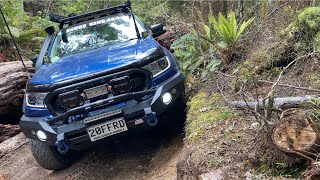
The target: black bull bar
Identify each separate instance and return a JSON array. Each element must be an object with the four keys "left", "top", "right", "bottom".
[{"left": 46, "top": 88, "right": 156, "bottom": 124}]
